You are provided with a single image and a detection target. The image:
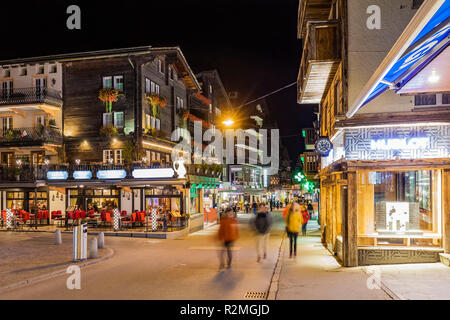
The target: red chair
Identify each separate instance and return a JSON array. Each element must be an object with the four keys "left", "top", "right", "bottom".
[
  {"left": 57, "top": 210, "right": 62, "bottom": 217},
  {"left": 67, "top": 211, "right": 74, "bottom": 219},
  {"left": 44, "top": 210, "right": 49, "bottom": 219},
  {"left": 88, "top": 210, "right": 95, "bottom": 218},
  {"left": 121, "top": 210, "right": 127, "bottom": 217},
  {"left": 122, "top": 212, "right": 136, "bottom": 229},
  {"left": 80, "top": 211, "right": 86, "bottom": 219},
  {"left": 51, "top": 211, "right": 57, "bottom": 219}
]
